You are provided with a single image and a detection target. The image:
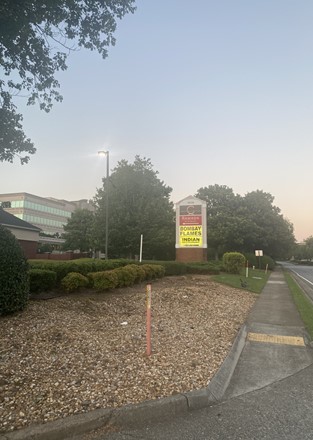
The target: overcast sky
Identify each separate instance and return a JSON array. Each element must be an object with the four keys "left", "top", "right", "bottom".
[{"left": 1, "top": 0, "right": 313, "bottom": 242}]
